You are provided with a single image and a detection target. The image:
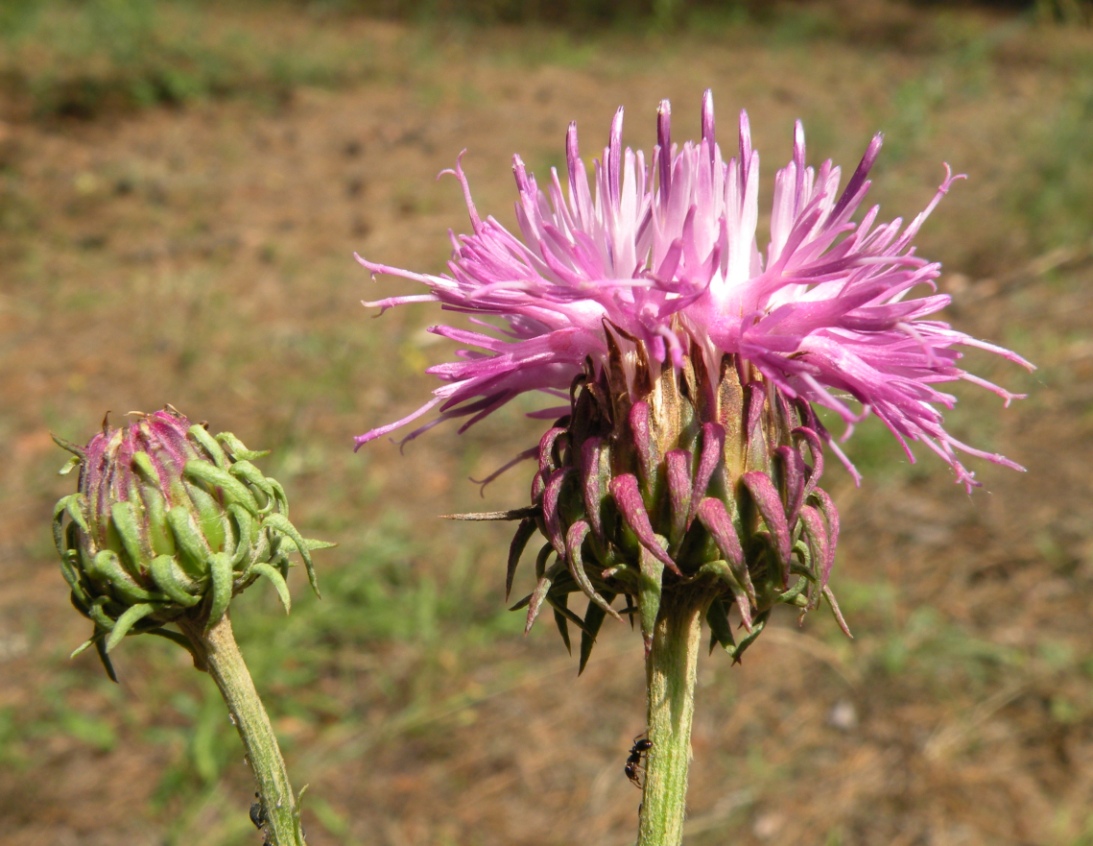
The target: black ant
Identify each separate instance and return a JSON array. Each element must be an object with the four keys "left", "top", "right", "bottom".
[
  {"left": 250, "top": 793, "right": 270, "bottom": 845},
  {"left": 625, "top": 733, "right": 653, "bottom": 788},
  {"left": 250, "top": 793, "right": 268, "bottom": 830}
]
